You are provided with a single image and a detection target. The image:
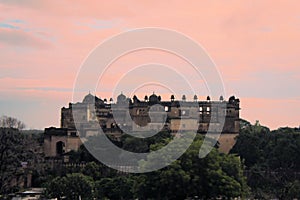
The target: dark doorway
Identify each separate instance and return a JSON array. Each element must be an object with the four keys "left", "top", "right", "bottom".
[{"left": 56, "top": 141, "right": 65, "bottom": 155}]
